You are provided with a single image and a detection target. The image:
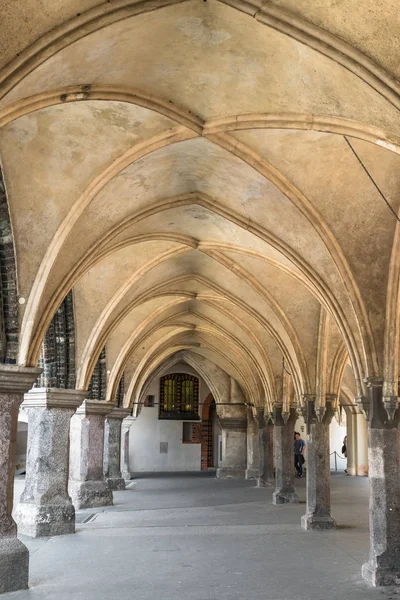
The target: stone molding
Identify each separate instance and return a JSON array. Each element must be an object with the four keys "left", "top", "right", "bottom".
[
  {"left": 107, "top": 407, "right": 131, "bottom": 421},
  {"left": 22, "top": 387, "right": 86, "bottom": 410},
  {"left": 0, "top": 365, "right": 41, "bottom": 394},
  {"left": 218, "top": 417, "right": 247, "bottom": 430},
  {"left": 76, "top": 399, "right": 114, "bottom": 416}
]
